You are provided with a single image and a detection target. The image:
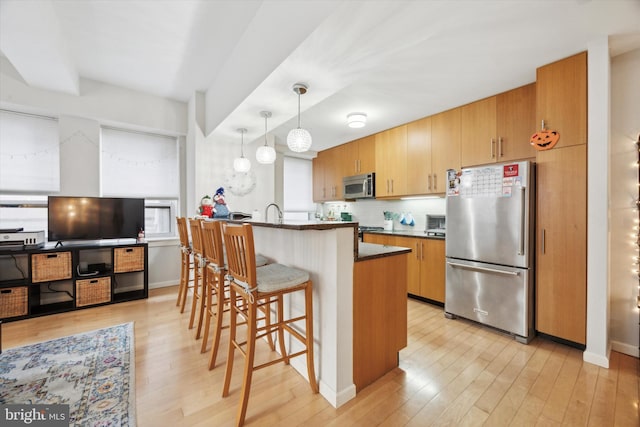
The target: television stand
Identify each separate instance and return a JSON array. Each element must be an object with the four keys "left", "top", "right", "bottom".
[
  {"left": 54, "top": 241, "right": 64, "bottom": 248},
  {"left": 0, "top": 241, "right": 148, "bottom": 322}
]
